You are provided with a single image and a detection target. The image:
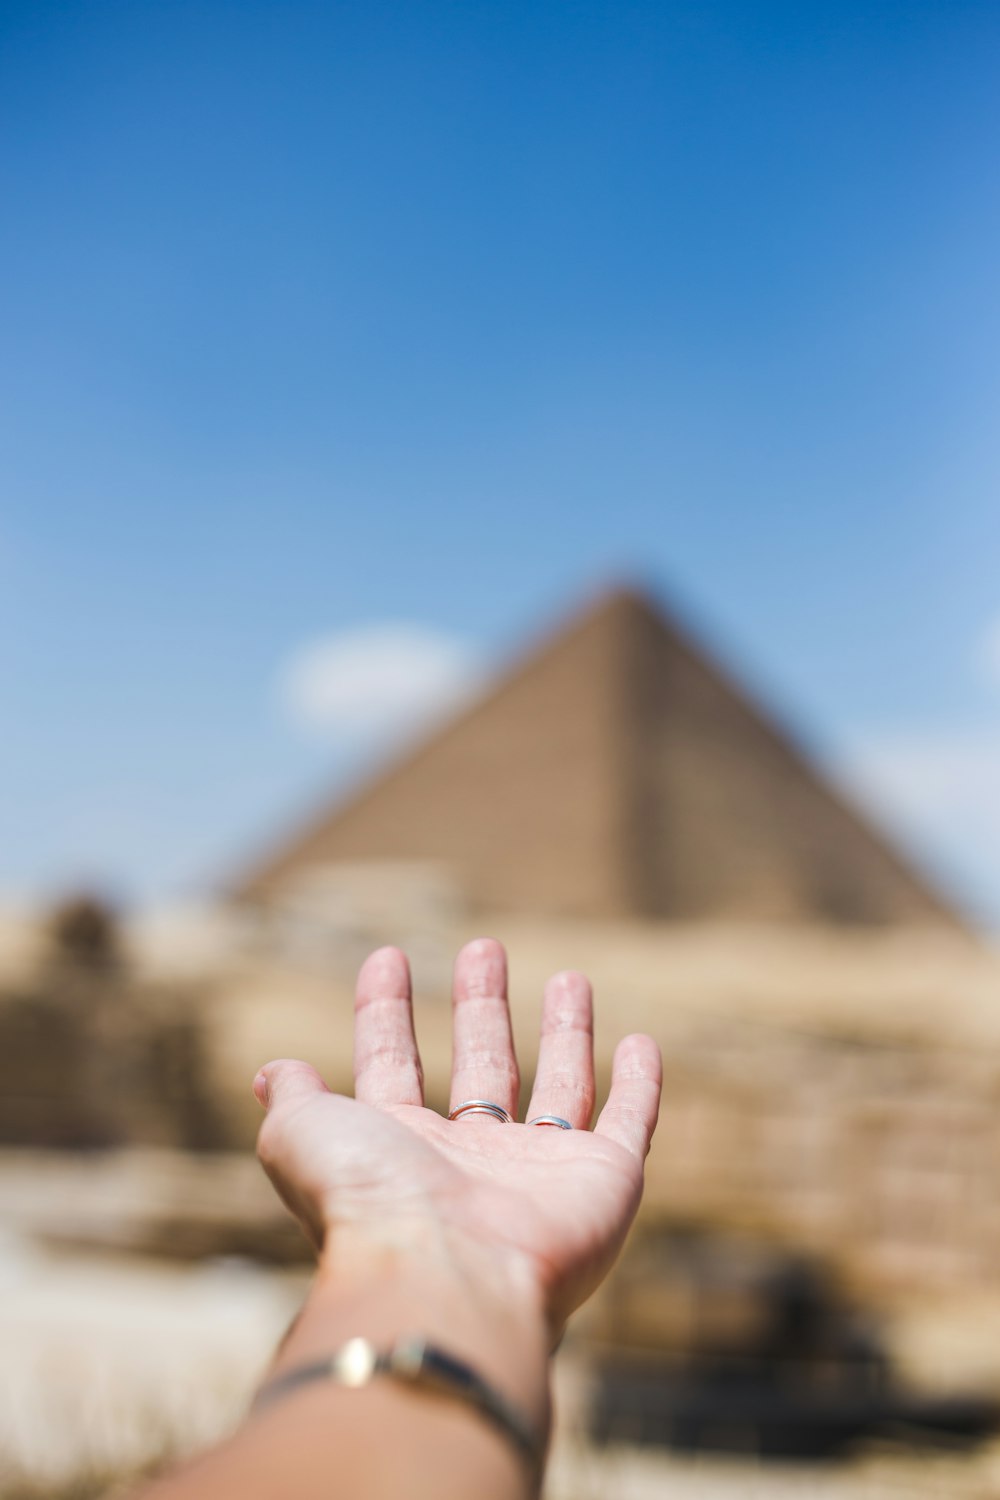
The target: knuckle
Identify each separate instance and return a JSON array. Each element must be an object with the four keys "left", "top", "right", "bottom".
[
  {"left": 459, "top": 1048, "right": 519, "bottom": 1081},
  {"left": 356, "top": 1053, "right": 424, "bottom": 1090},
  {"left": 547, "top": 969, "right": 591, "bottom": 996},
  {"left": 357, "top": 1041, "right": 417, "bottom": 1071},
  {"left": 255, "top": 1096, "right": 308, "bottom": 1169},
  {"left": 541, "top": 1008, "right": 591, "bottom": 1036},
  {"left": 255, "top": 1112, "right": 282, "bottom": 1170},
  {"left": 541, "top": 1070, "right": 594, "bottom": 1104}
]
